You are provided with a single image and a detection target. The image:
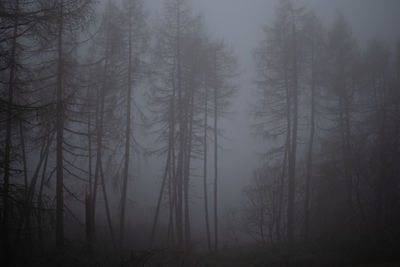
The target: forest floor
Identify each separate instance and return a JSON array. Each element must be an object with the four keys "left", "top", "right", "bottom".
[{"left": 9, "top": 241, "right": 400, "bottom": 266}]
